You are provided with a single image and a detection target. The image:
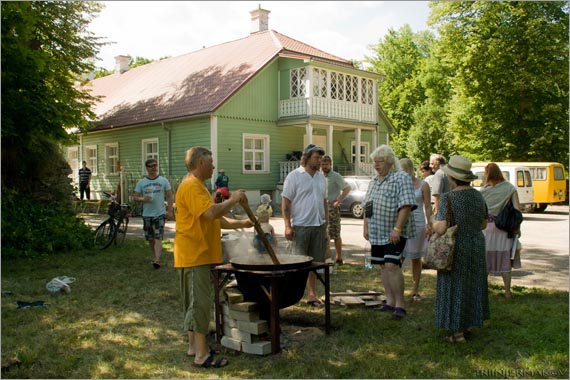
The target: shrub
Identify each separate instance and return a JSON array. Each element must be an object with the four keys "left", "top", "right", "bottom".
[{"left": 1, "top": 191, "right": 93, "bottom": 258}]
